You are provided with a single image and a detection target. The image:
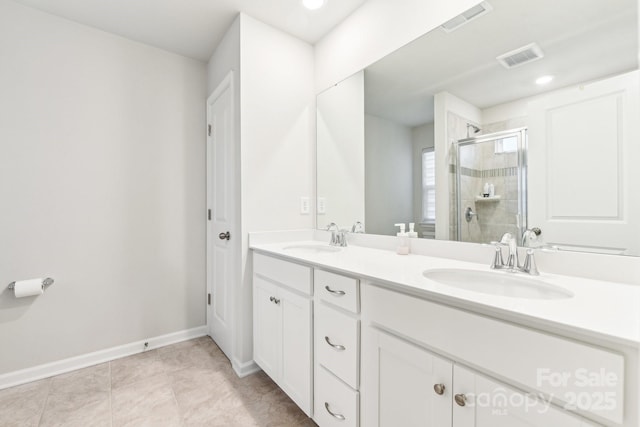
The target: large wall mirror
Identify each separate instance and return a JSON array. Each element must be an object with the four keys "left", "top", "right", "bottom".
[{"left": 316, "top": 0, "right": 640, "bottom": 256}]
